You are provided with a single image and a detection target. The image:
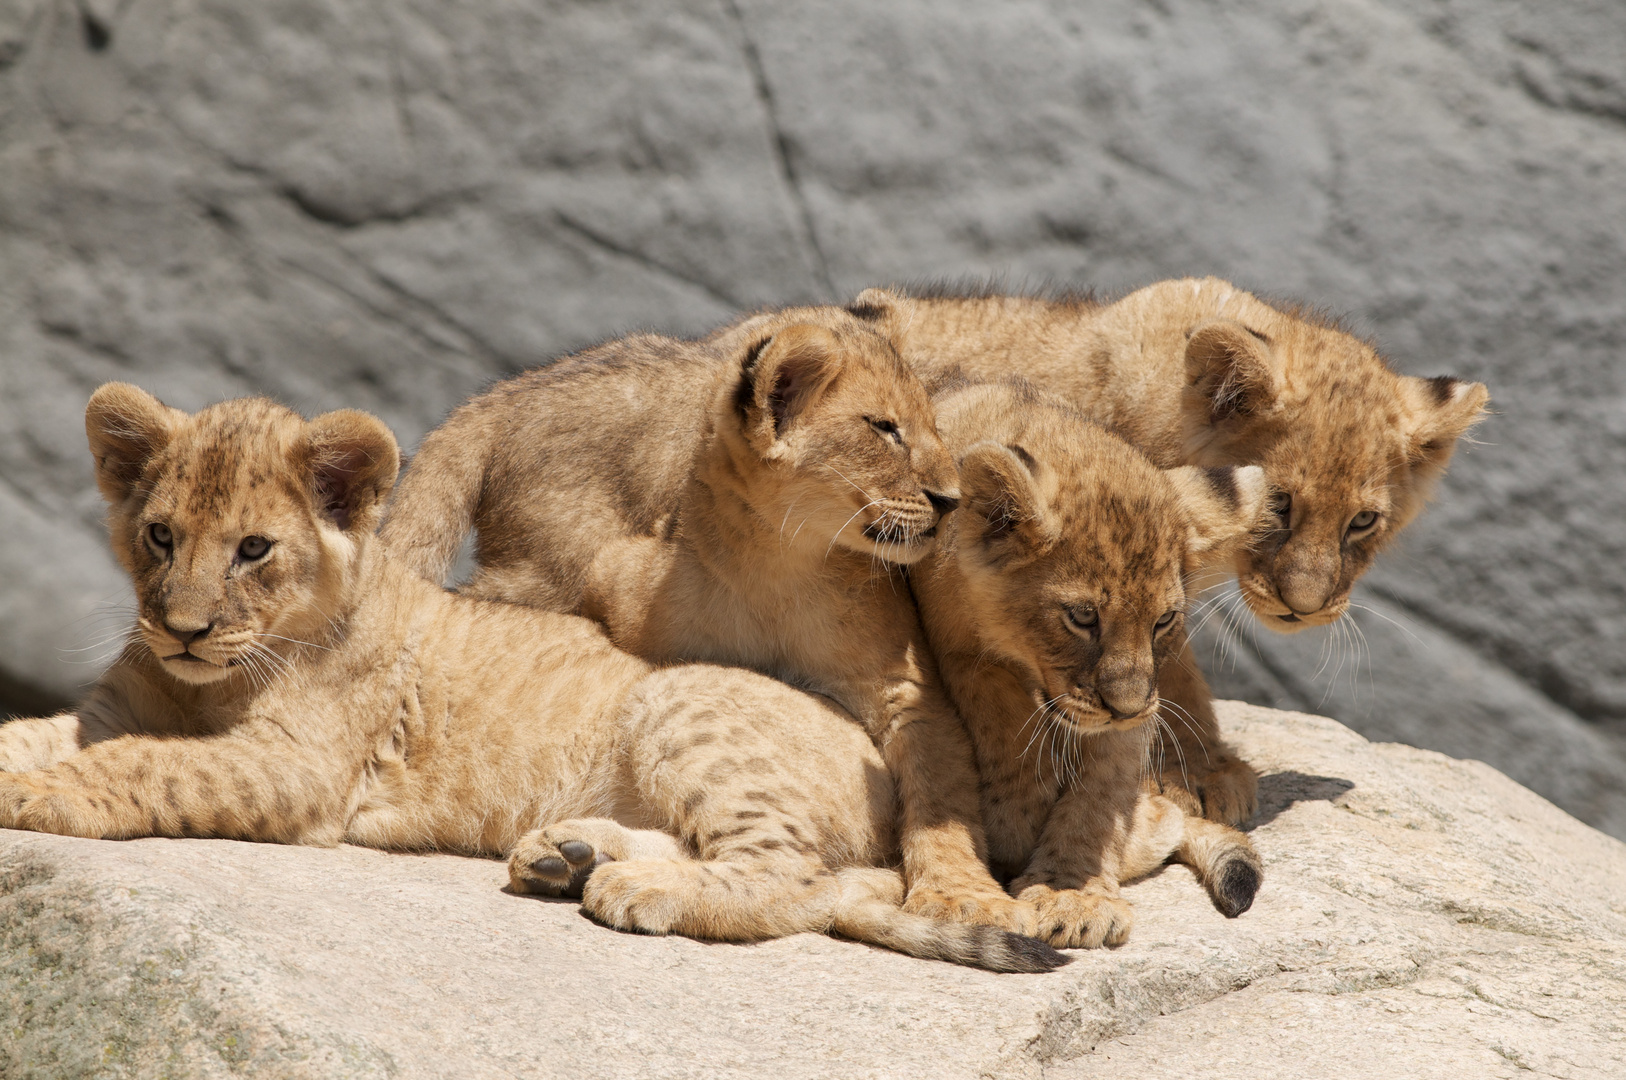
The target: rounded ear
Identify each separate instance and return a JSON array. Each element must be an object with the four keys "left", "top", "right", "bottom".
[
  {"left": 1184, "top": 319, "right": 1280, "bottom": 425},
  {"left": 959, "top": 442, "right": 1055, "bottom": 562},
  {"left": 1401, "top": 375, "right": 1490, "bottom": 473},
  {"left": 84, "top": 382, "right": 186, "bottom": 507},
  {"left": 741, "top": 323, "right": 843, "bottom": 441},
  {"left": 1166, "top": 464, "right": 1271, "bottom": 560},
  {"left": 846, "top": 286, "right": 902, "bottom": 321},
  {"left": 301, "top": 410, "right": 401, "bottom": 534}
]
